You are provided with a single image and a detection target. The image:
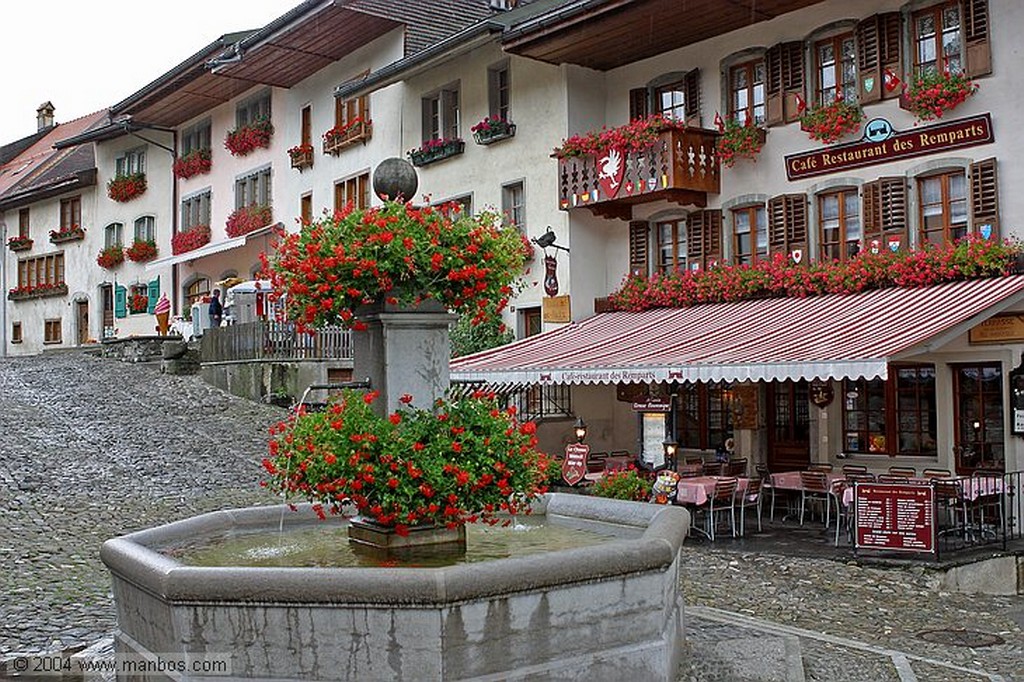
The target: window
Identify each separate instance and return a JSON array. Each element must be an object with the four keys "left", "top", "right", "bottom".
[
  {"left": 895, "top": 365, "right": 937, "bottom": 456},
  {"left": 129, "top": 284, "right": 148, "bottom": 315},
  {"left": 300, "top": 193, "right": 313, "bottom": 225},
  {"left": 732, "top": 206, "right": 767, "bottom": 265},
  {"left": 656, "top": 219, "right": 686, "bottom": 273},
  {"left": 334, "top": 173, "right": 370, "bottom": 213},
  {"left": 520, "top": 307, "right": 541, "bottom": 338},
  {"left": 840, "top": 366, "right": 937, "bottom": 457},
  {"left": 765, "top": 41, "right": 805, "bottom": 125},
  {"left": 336, "top": 93, "right": 370, "bottom": 127},
  {"left": 767, "top": 194, "right": 808, "bottom": 259},
  {"left": 11, "top": 322, "right": 22, "bottom": 344},
  {"left": 422, "top": 84, "right": 459, "bottom": 142},
  {"left": 236, "top": 90, "right": 271, "bottom": 127},
  {"left": 629, "top": 71, "right": 700, "bottom": 122},
  {"left": 842, "top": 378, "right": 887, "bottom": 453},
  {"left": 815, "top": 33, "right": 857, "bottom": 105},
  {"left": 855, "top": 12, "right": 903, "bottom": 104},
  {"left": 134, "top": 216, "right": 155, "bottom": 243},
  {"left": 488, "top": 61, "right": 511, "bottom": 120},
  {"left": 914, "top": 2, "right": 963, "bottom": 75},
  {"left": 655, "top": 80, "right": 687, "bottom": 120},
  {"left": 729, "top": 59, "right": 766, "bottom": 125},
  {"left": 953, "top": 363, "right": 1004, "bottom": 472},
  {"left": 181, "top": 119, "right": 212, "bottom": 155},
  {"left": 44, "top": 319, "right": 62, "bottom": 345},
  {"left": 104, "top": 222, "right": 124, "bottom": 248},
  {"left": 433, "top": 195, "right": 472, "bottom": 221},
  {"left": 516, "top": 384, "right": 572, "bottom": 422},
  {"left": 115, "top": 147, "right": 146, "bottom": 177},
  {"left": 818, "top": 190, "right": 861, "bottom": 261},
  {"left": 17, "top": 254, "right": 64, "bottom": 289},
  {"left": 501, "top": 181, "right": 525, "bottom": 232},
  {"left": 181, "top": 190, "right": 211, "bottom": 229},
  {"left": 676, "top": 382, "right": 734, "bottom": 450},
  {"left": 235, "top": 168, "right": 272, "bottom": 209},
  {"left": 300, "top": 104, "right": 312, "bottom": 147},
  {"left": 18, "top": 208, "right": 29, "bottom": 238},
  {"left": 185, "top": 278, "right": 211, "bottom": 309},
  {"left": 918, "top": 170, "right": 968, "bottom": 245},
  {"left": 60, "top": 196, "right": 81, "bottom": 229}
]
